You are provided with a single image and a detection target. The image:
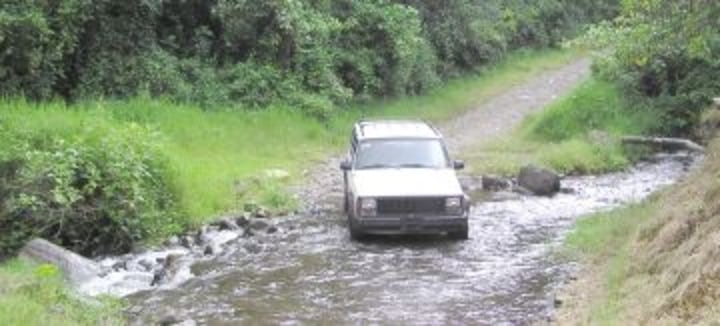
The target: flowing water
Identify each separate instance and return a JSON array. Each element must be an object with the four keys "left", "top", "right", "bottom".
[{"left": 81, "top": 152, "right": 698, "bottom": 325}]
